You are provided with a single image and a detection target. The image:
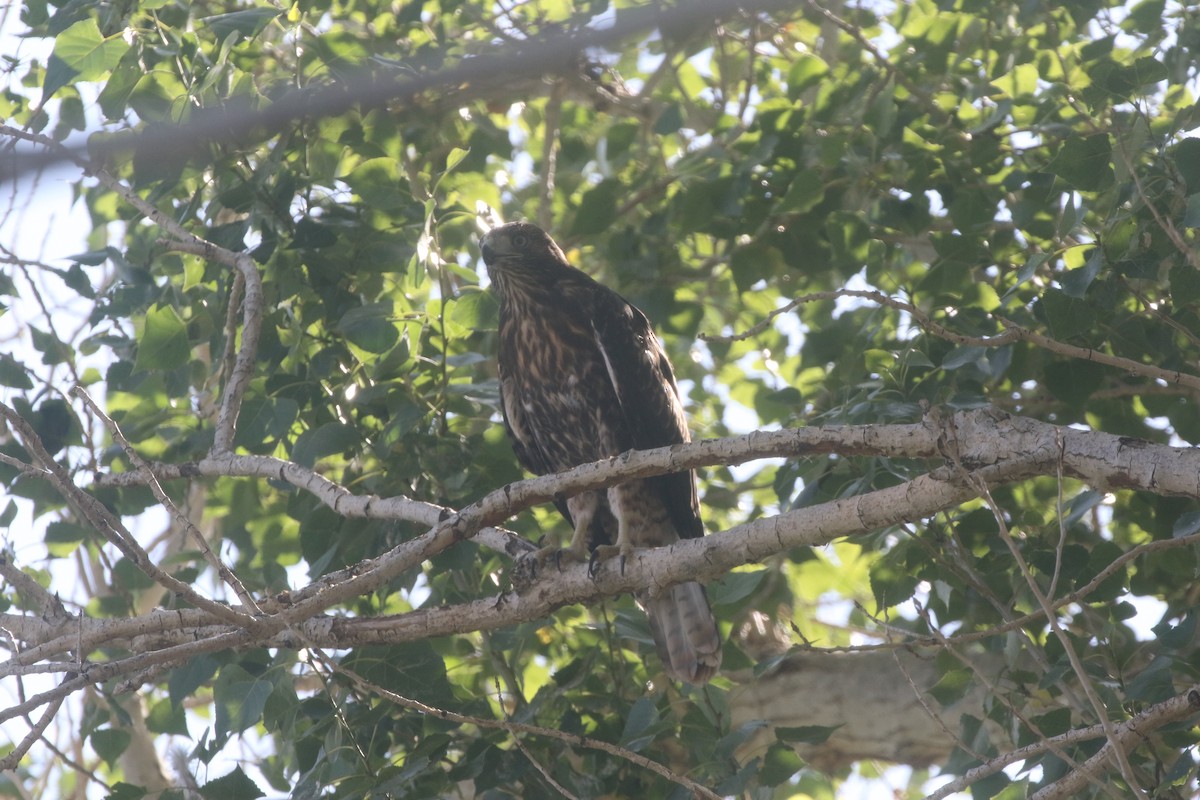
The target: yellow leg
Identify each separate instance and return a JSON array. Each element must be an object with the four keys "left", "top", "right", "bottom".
[
  {"left": 526, "top": 505, "right": 591, "bottom": 574},
  {"left": 589, "top": 513, "right": 634, "bottom": 575}
]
